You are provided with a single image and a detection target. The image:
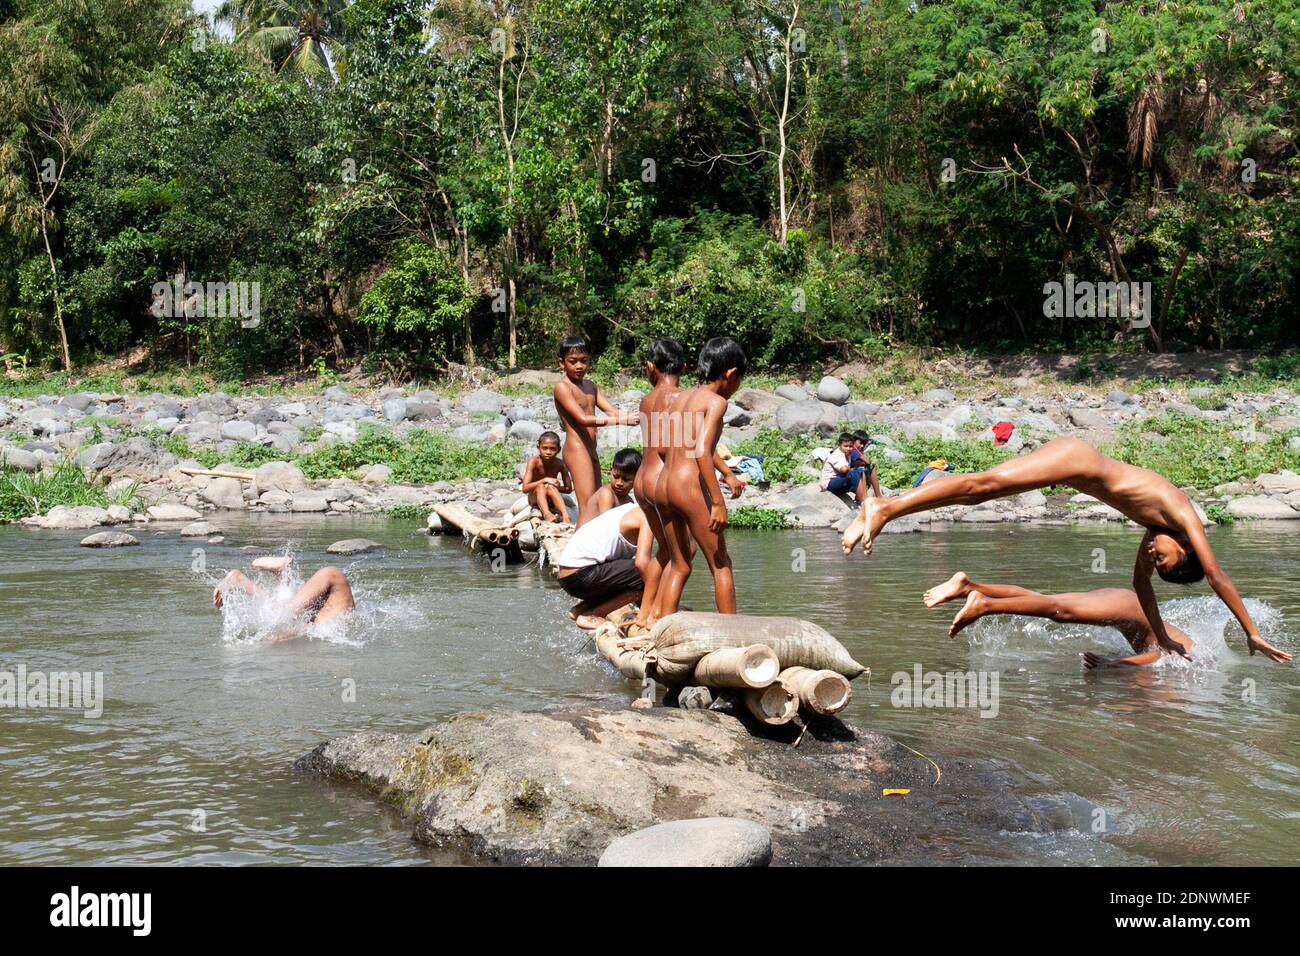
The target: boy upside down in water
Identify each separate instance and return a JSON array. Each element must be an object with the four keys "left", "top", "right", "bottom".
[
  {"left": 843, "top": 437, "right": 1290, "bottom": 664},
  {"left": 924, "top": 571, "right": 1193, "bottom": 668},
  {"left": 212, "top": 558, "right": 355, "bottom": 638},
  {"left": 552, "top": 335, "right": 639, "bottom": 527}
]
